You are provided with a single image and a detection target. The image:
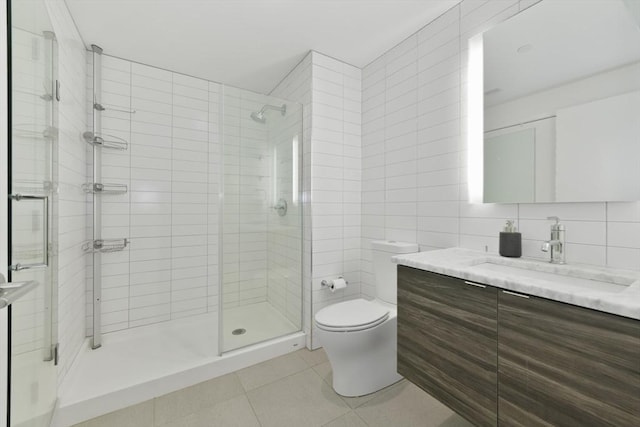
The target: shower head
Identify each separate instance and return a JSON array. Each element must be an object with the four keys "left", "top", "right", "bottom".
[
  {"left": 250, "top": 111, "right": 266, "bottom": 123},
  {"left": 250, "top": 103, "right": 287, "bottom": 123}
]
